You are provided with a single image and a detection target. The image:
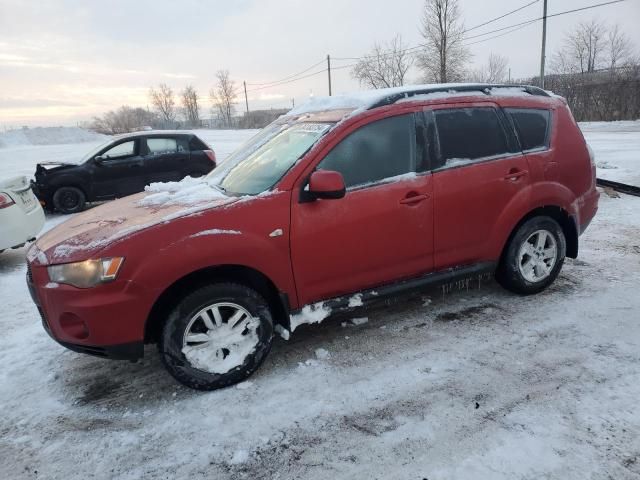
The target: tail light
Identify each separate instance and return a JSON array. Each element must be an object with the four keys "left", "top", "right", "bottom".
[
  {"left": 0, "top": 192, "right": 15, "bottom": 210},
  {"left": 204, "top": 150, "right": 217, "bottom": 166}
]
